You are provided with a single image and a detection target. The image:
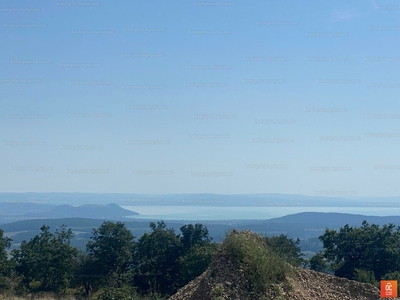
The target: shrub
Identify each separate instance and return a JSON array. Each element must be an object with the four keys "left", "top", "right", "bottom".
[
  {"left": 98, "top": 286, "right": 138, "bottom": 300},
  {"left": 214, "top": 283, "right": 224, "bottom": 296},
  {"left": 354, "top": 268, "right": 378, "bottom": 285},
  {"left": 382, "top": 271, "right": 400, "bottom": 282}
]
